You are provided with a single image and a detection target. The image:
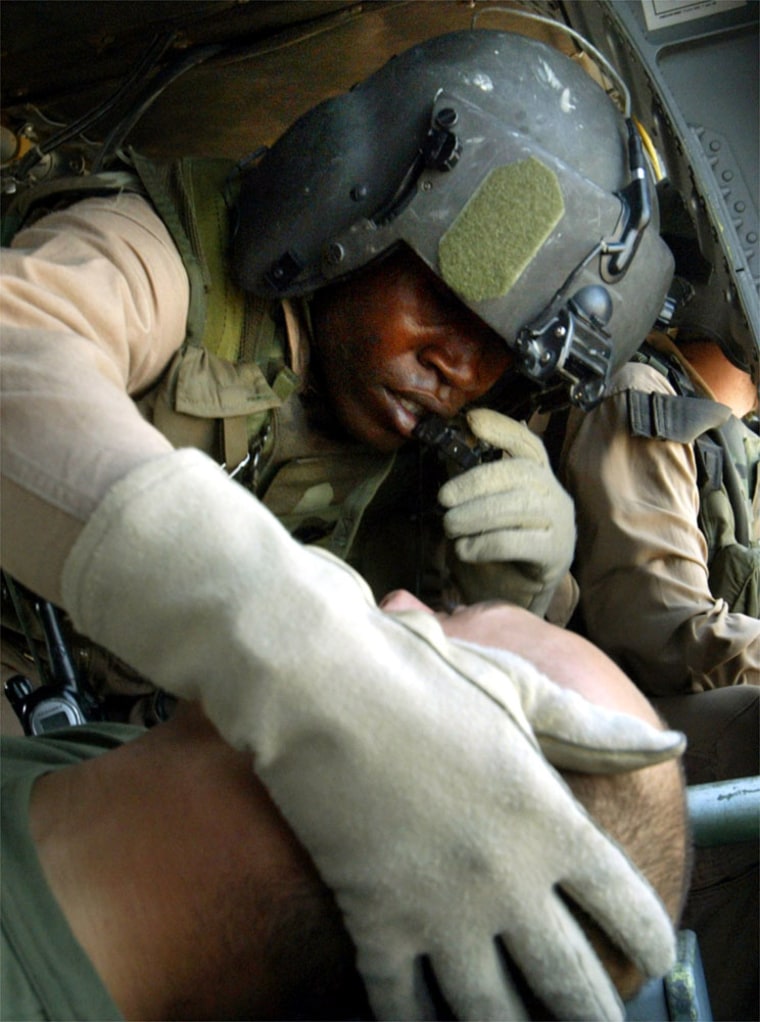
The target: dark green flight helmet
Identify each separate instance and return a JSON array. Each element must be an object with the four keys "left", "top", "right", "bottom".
[{"left": 233, "top": 29, "right": 674, "bottom": 409}]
